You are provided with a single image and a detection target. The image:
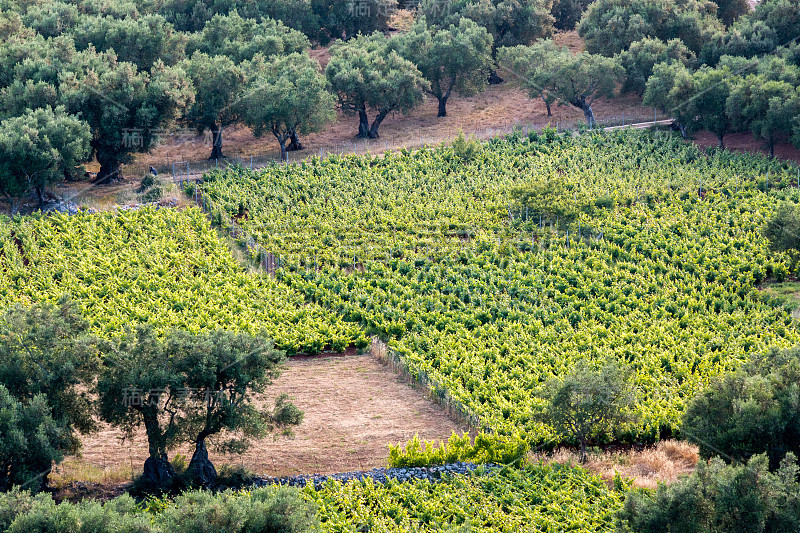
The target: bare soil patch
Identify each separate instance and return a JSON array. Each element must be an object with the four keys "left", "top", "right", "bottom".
[
  {"left": 693, "top": 131, "right": 800, "bottom": 164},
  {"left": 55, "top": 354, "right": 467, "bottom": 483}
]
